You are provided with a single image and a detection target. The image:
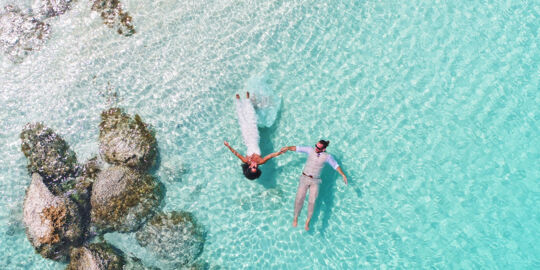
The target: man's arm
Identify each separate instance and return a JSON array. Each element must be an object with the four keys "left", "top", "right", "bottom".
[
  {"left": 280, "top": 146, "right": 312, "bottom": 154},
  {"left": 327, "top": 155, "right": 347, "bottom": 185},
  {"left": 224, "top": 141, "right": 247, "bottom": 163},
  {"left": 336, "top": 167, "right": 348, "bottom": 185}
]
